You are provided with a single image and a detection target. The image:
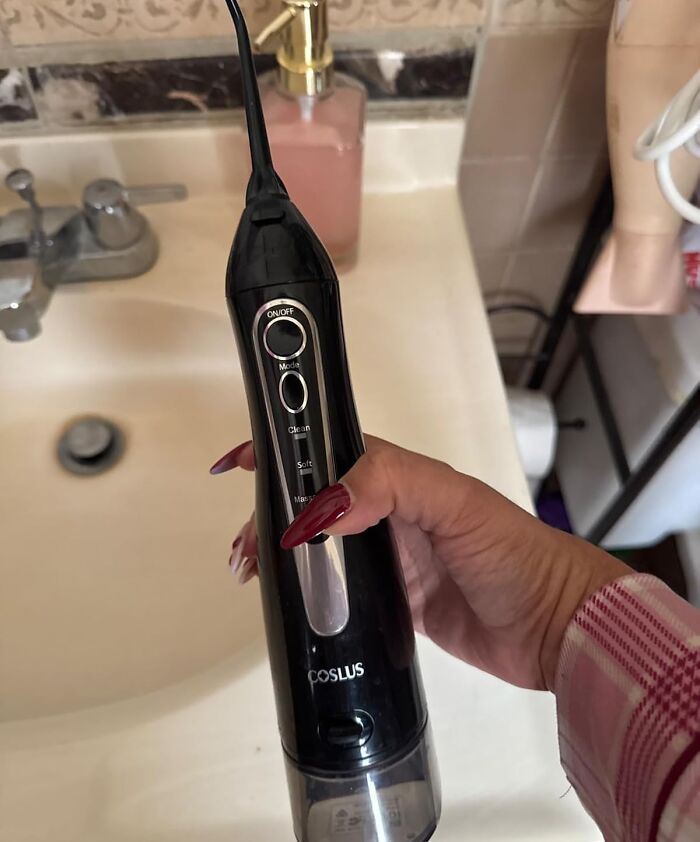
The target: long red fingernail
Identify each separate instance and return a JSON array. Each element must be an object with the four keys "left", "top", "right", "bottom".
[
  {"left": 280, "top": 483, "right": 351, "bottom": 549},
  {"left": 210, "top": 441, "right": 252, "bottom": 474}
]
